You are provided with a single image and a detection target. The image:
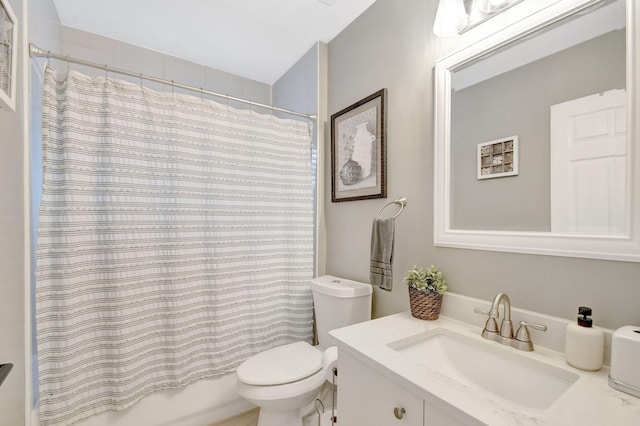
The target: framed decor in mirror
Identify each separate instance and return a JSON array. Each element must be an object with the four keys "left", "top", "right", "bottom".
[
  {"left": 0, "top": 0, "right": 16, "bottom": 111},
  {"left": 477, "top": 136, "right": 518, "bottom": 179},
  {"left": 433, "top": 0, "right": 640, "bottom": 262}
]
